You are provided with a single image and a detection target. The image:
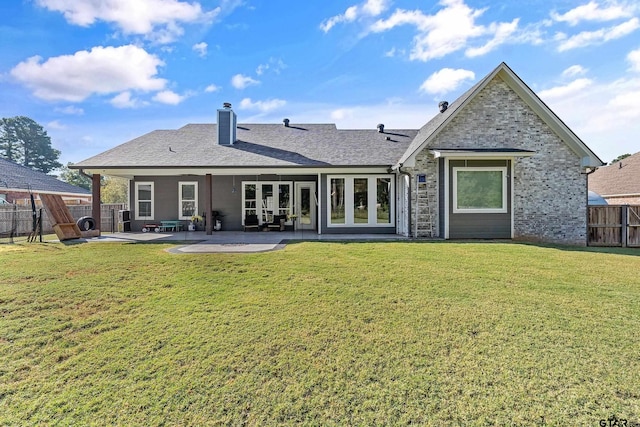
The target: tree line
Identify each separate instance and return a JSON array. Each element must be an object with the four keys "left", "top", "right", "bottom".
[{"left": 0, "top": 116, "right": 126, "bottom": 203}]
